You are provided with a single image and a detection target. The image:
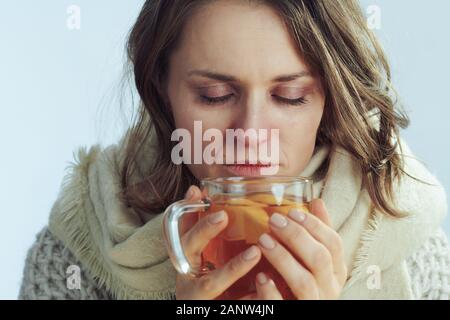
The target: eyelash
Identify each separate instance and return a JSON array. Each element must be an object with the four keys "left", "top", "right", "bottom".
[
  {"left": 200, "top": 94, "right": 233, "bottom": 105},
  {"left": 199, "top": 94, "right": 308, "bottom": 106},
  {"left": 274, "top": 96, "right": 308, "bottom": 106}
]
